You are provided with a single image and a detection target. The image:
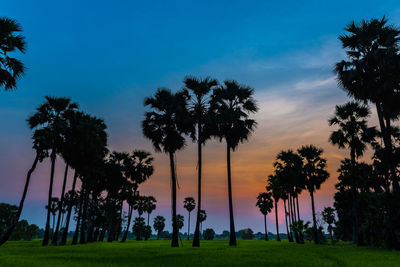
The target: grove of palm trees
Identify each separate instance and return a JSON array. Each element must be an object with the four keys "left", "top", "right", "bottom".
[{"left": 1, "top": 4, "right": 400, "bottom": 266}]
